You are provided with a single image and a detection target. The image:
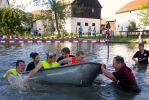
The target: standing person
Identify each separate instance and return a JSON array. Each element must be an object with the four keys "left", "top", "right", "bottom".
[
  {"left": 88, "top": 26, "right": 91, "bottom": 37},
  {"left": 3, "top": 60, "right": 25, "bottom": 79},
  {"left": 93, "top": 27, "right": 96, "bottom": 37},
  {"left": 23, "top": 50, "right": 59, "bottom": 84},
  {"left": 102, "top": 29, "right": 106, "bottom": 38},
  {"left": 101, "top": 56, "right": 141, "bottom": 93},
  {"left": 57, "top": 47, "right": 74, "bottom": 65},
  {"left": 78, "top": 26, "right": 83, "bottom": 38},
  {"left": 30, "top": 28, "right": 34, "bottom": 36},
  {"left": 34, "top": 28, "right": 38, "bottom": 36},
  {"left": 105, "top": 29, "right": 109, "bottom": 39},
  {"left": 26, "top": 52, "right": 40, "bottom": 71},
  {"left": 38, "top": 28, "right": 42, "bottom": 36},
  {"left": 132, "top": 43, "right": 149, "bottom": 65},
  {"left": 58, "top": 51, "right": 86, "bottom": 66}
]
